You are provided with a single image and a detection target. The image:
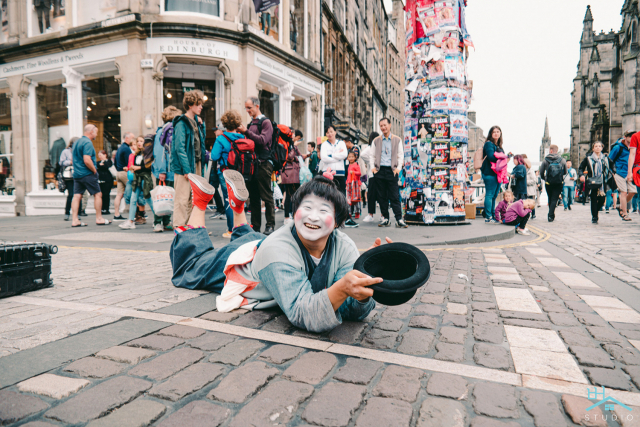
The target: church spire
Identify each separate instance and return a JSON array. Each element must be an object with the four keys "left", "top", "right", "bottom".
[
  {"left": 584, "top": 5, "right": 593, "bottom": 22},
  {"left": 544, "top": 116, "right": 550, "bottom": 138},
  {"left": 581, "top": 5, "right": 594, "bottom": 45}
]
